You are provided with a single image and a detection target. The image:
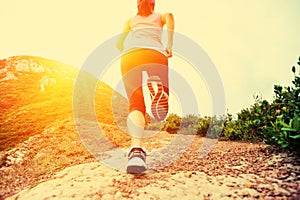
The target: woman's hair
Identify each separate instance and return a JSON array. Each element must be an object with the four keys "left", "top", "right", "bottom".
[{"left": 137, "top": 0, "right": 155, "bottom": 16}]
